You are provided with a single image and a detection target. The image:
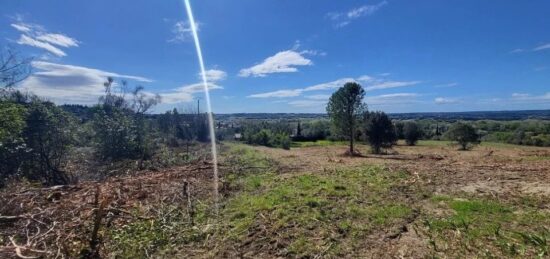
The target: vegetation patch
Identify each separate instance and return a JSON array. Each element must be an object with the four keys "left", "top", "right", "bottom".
[
  {"left": 220, "top": 165, "right": 414, "bottom": 257},
  {"left": 422, "top": 196, "right": 550, "bottom": 258}
]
